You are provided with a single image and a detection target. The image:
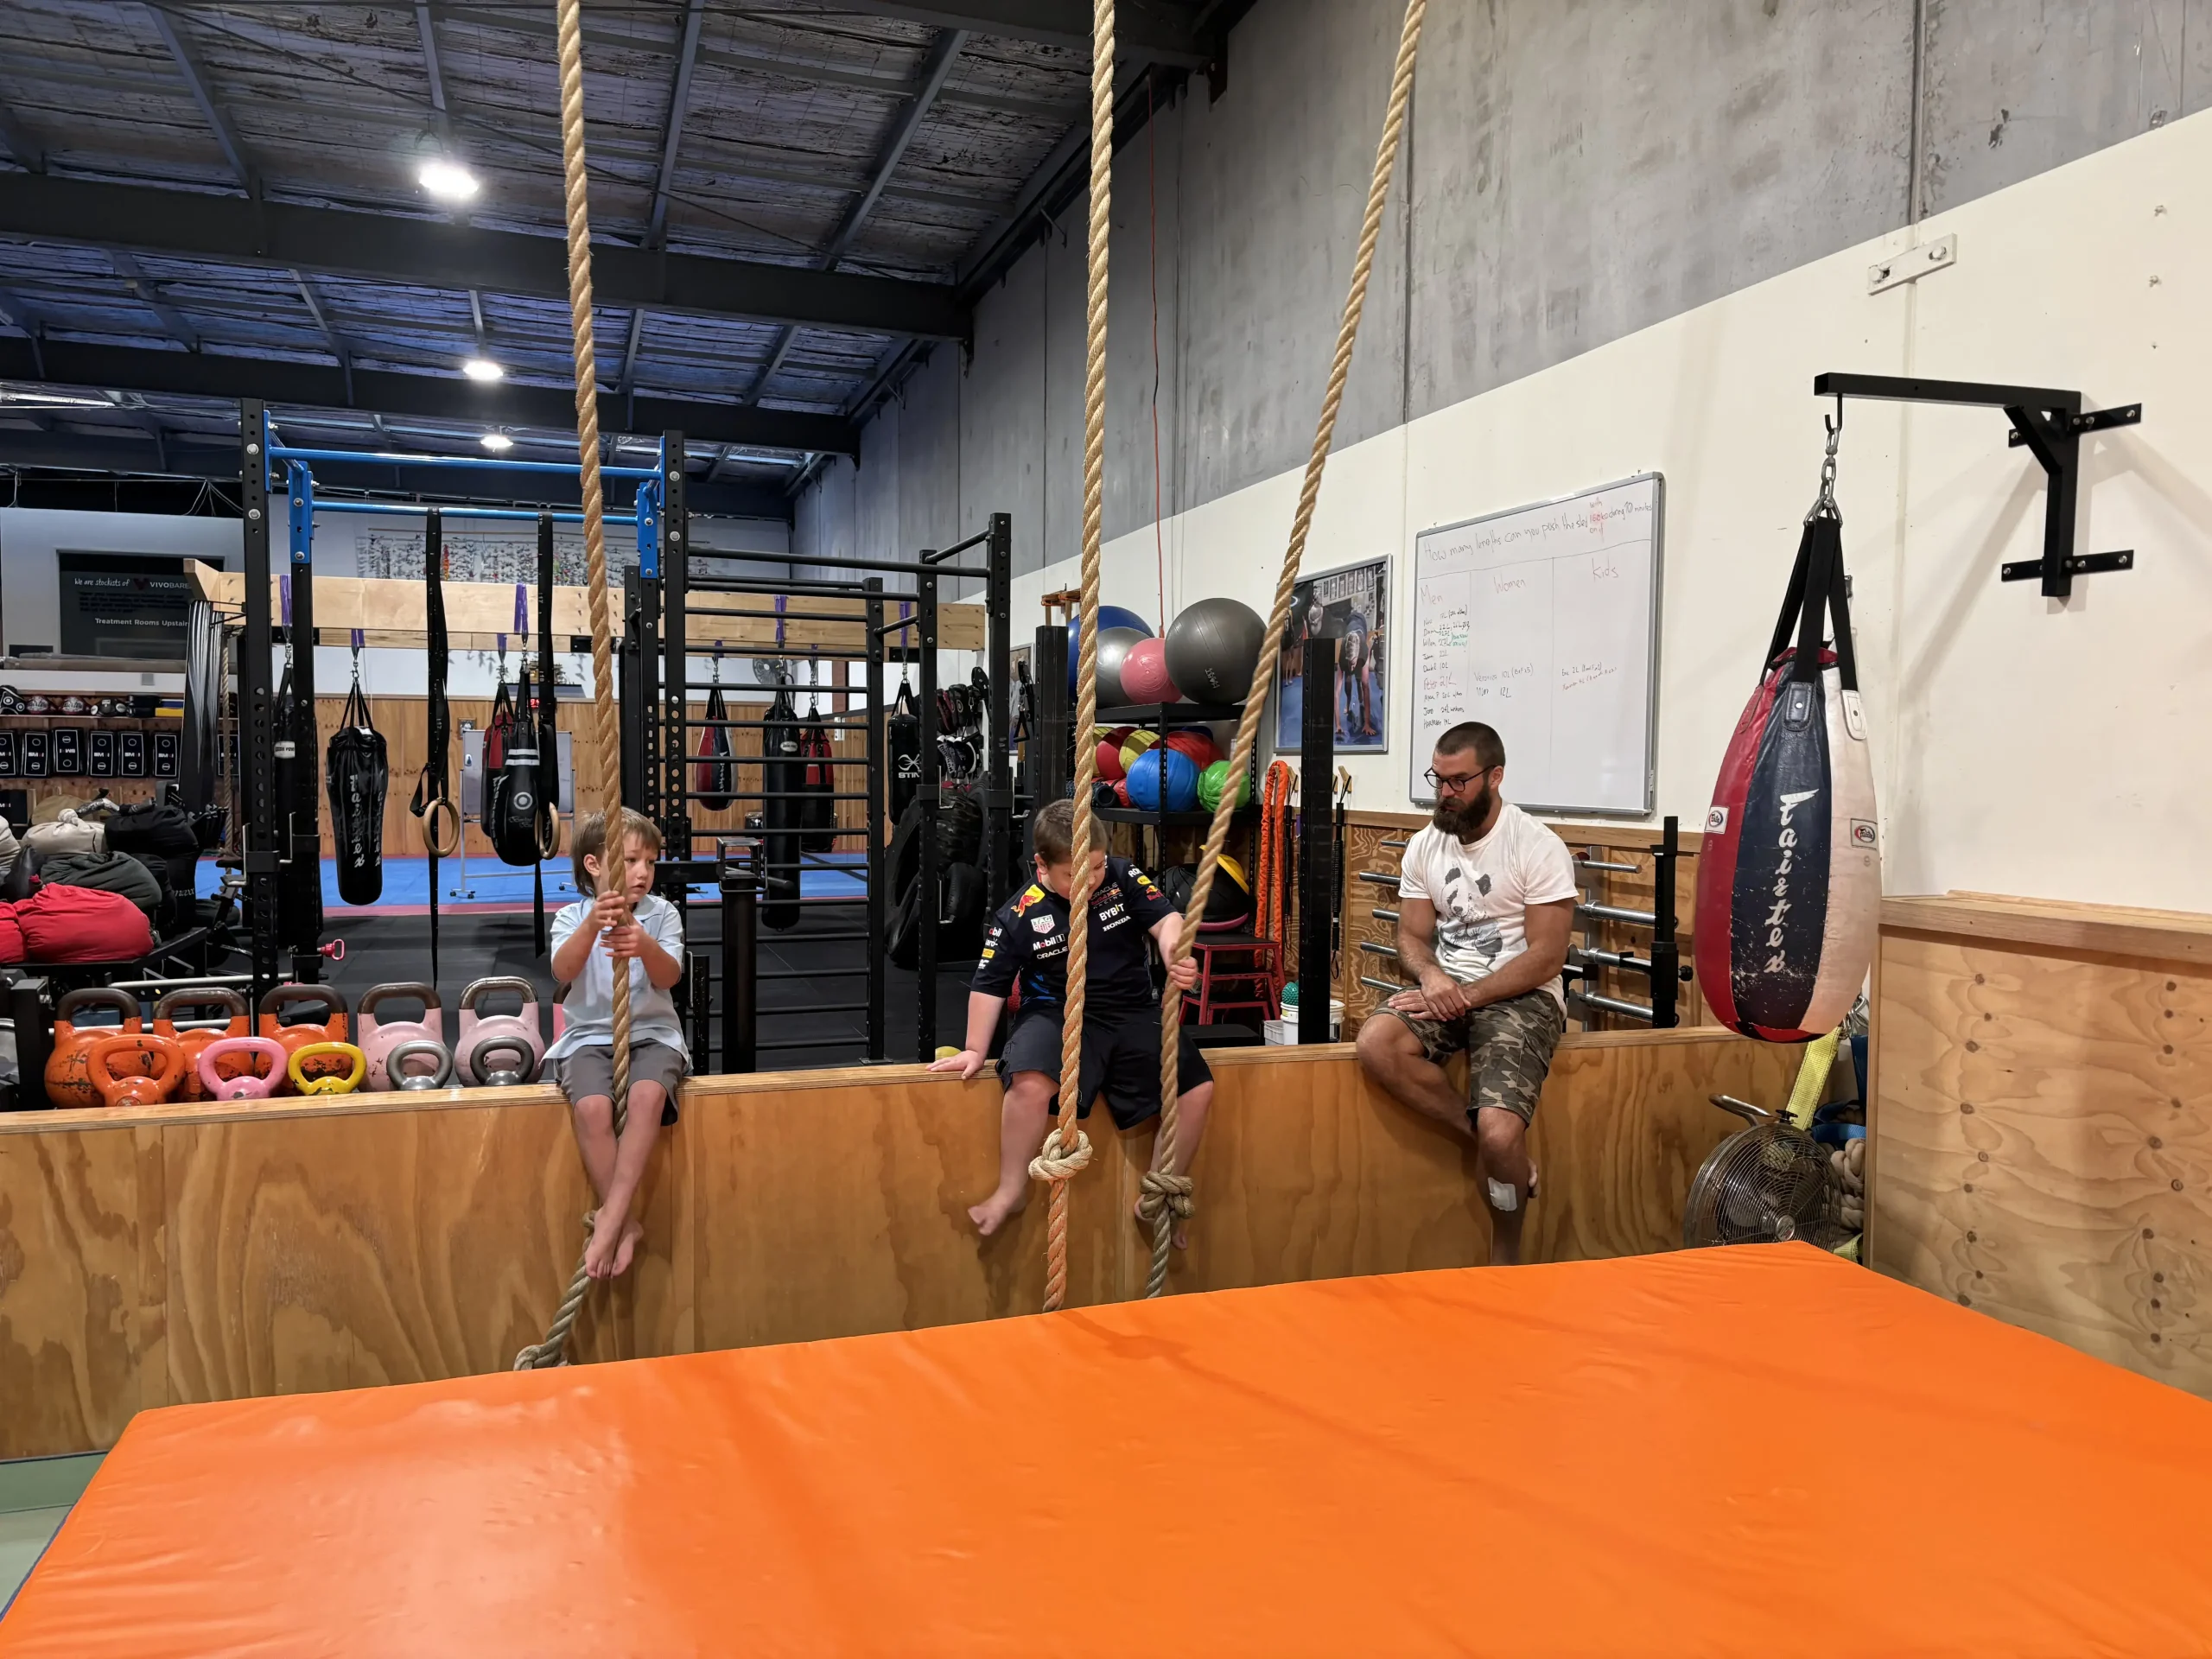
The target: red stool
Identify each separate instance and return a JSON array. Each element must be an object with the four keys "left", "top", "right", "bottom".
[{"left": 1185, "top": 926, "right": 1281, "bottom": 1025}]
